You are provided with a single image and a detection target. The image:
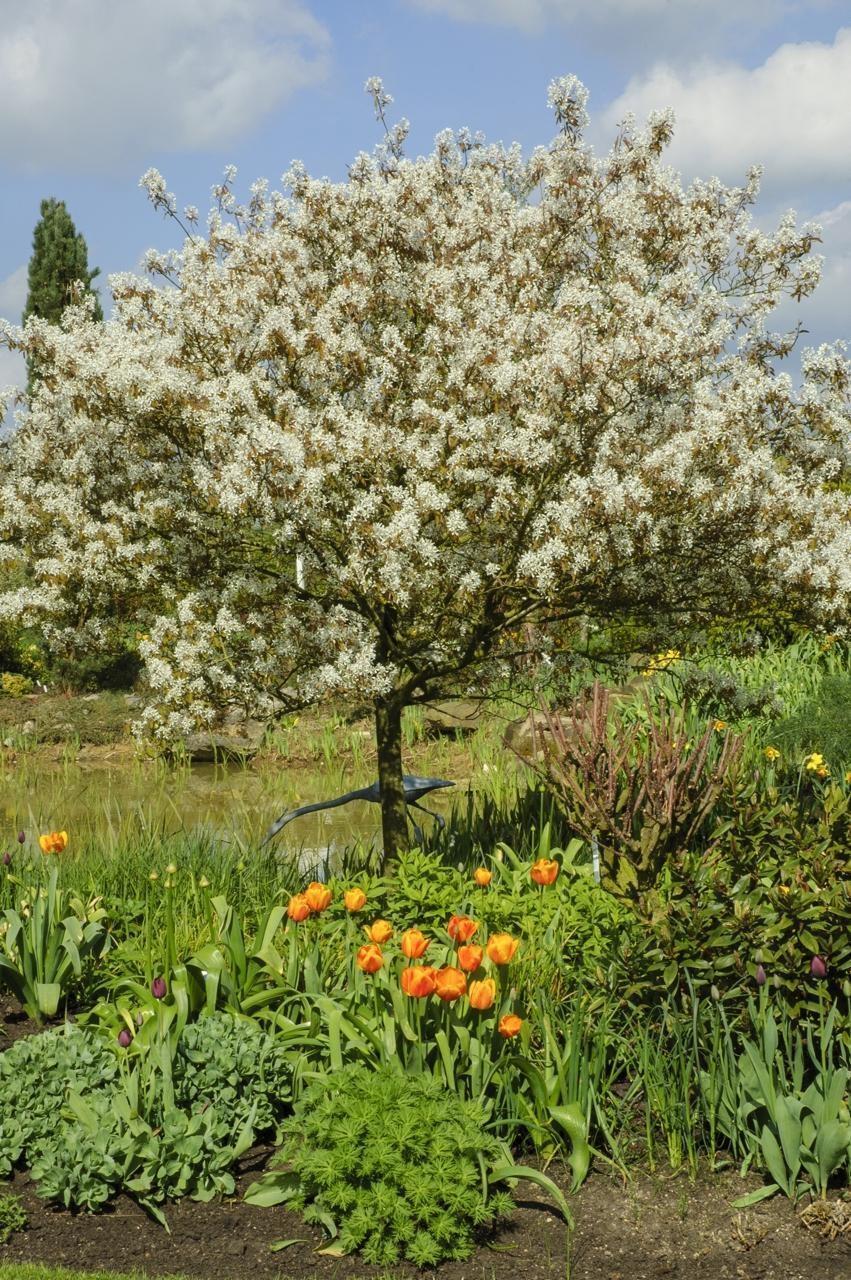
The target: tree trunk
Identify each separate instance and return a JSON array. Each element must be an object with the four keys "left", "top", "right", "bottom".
[{"left": 375, "top": 696, "right": 408, "bottom": 863}]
